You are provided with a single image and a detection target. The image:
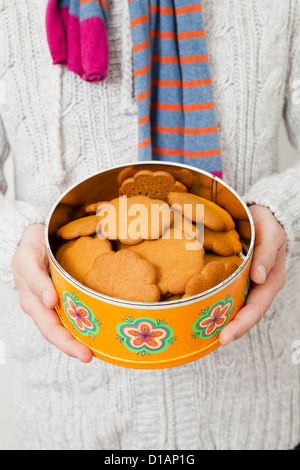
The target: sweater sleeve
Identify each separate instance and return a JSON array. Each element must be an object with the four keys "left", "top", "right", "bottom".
[
  {"left": 0, "top": 116, "right": 45, "bottom": 288},
  {"left": 243, "top": 7, "right": 300, "bottom": 260}
]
